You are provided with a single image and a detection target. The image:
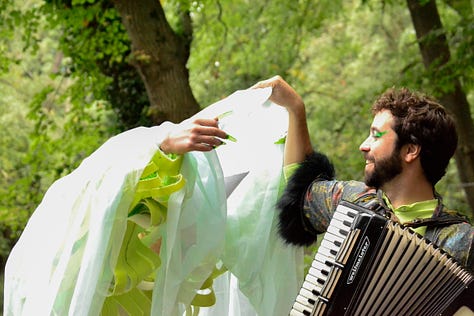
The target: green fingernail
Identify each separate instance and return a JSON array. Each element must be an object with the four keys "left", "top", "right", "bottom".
[
  {"left": 226, "top": 134, "right": 237, "bottom": 142},
  {"left": 216, "top": 140, "right": 227, "bottom": 149},
  {"left": 217, "top": 110, "right": 233, "bottom": 120}
]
